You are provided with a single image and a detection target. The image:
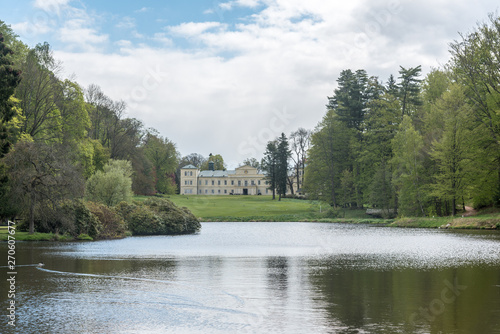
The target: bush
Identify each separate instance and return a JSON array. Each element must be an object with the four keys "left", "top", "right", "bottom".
[
  {"left": 128, "top": 205, "right": 163, "bottom": 235},
  {"left": 86, "top": 202, "right": 126, "bottom": 239},
  {"left": 119, "top": 197, "right": 200, "bottom": 236}
]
